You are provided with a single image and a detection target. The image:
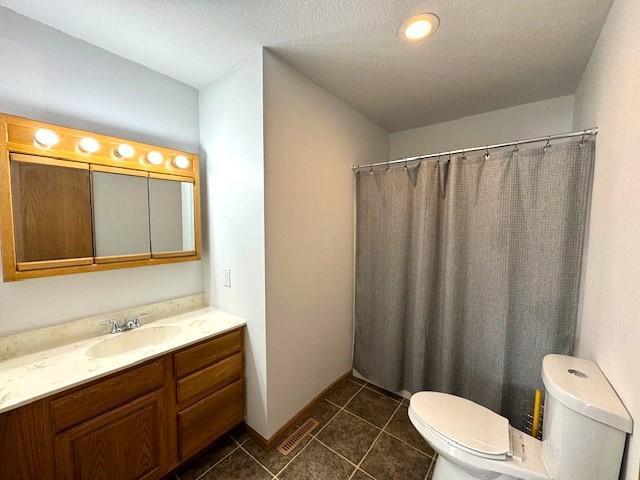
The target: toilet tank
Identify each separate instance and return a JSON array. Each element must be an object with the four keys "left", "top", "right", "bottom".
[{"left": 541, "top": 355, "right": 632, "bottom": 480}]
